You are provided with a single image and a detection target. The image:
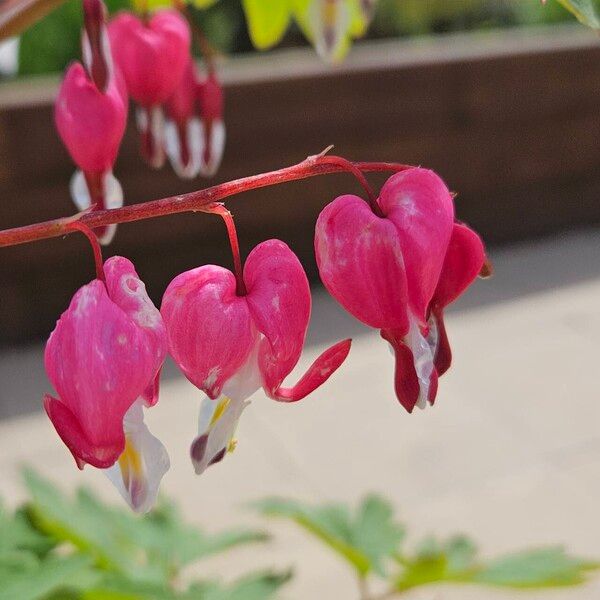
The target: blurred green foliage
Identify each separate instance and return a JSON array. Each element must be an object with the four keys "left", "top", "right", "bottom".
[
  {"left": 255, "top": 495, "right": 599, "bottom": 596},
  {"left": 0, "top": 469, "right": 288, "bottom": 600},
  {"left": 14, "top": 0, "right": 580, "bottom": 77}
]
